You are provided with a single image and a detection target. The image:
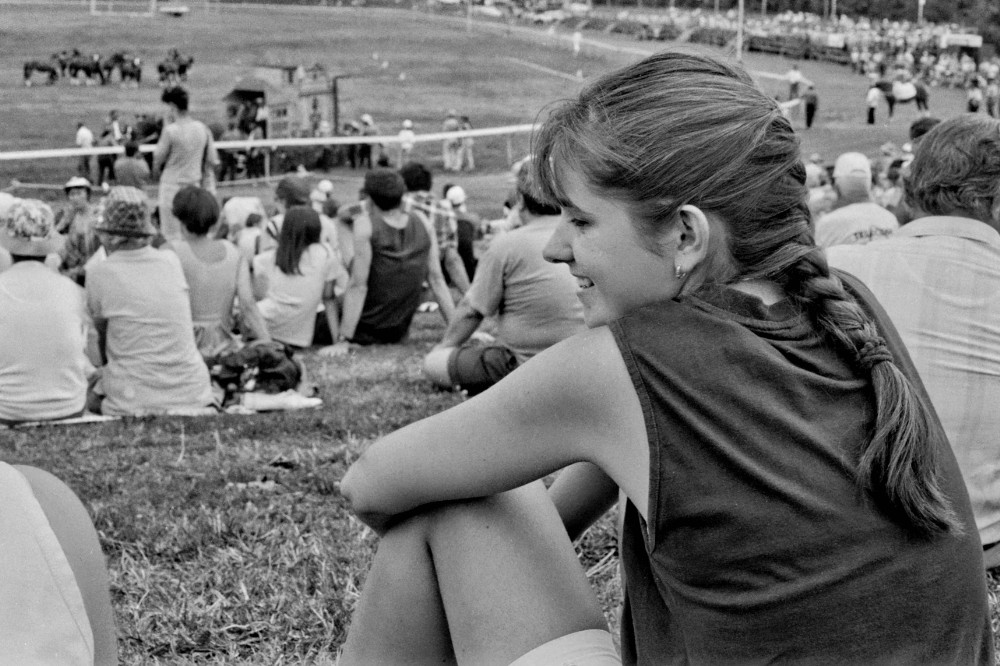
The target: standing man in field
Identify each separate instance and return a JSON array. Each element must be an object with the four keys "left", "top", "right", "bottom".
[
  {"left": 153, "top": 86, "right": 219, "bottom": 241},
  {"left": 866, "top": 80, "right": 881, "bottom": 125},
  {"left": 75, "top": 121, "right": 94, "bottom": 182},
  {"left": 442, "top": 110, "right": 461, "bottom": 172},
  {"left": 802, "top": 83, "right": 819, "bottom": 129}
]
